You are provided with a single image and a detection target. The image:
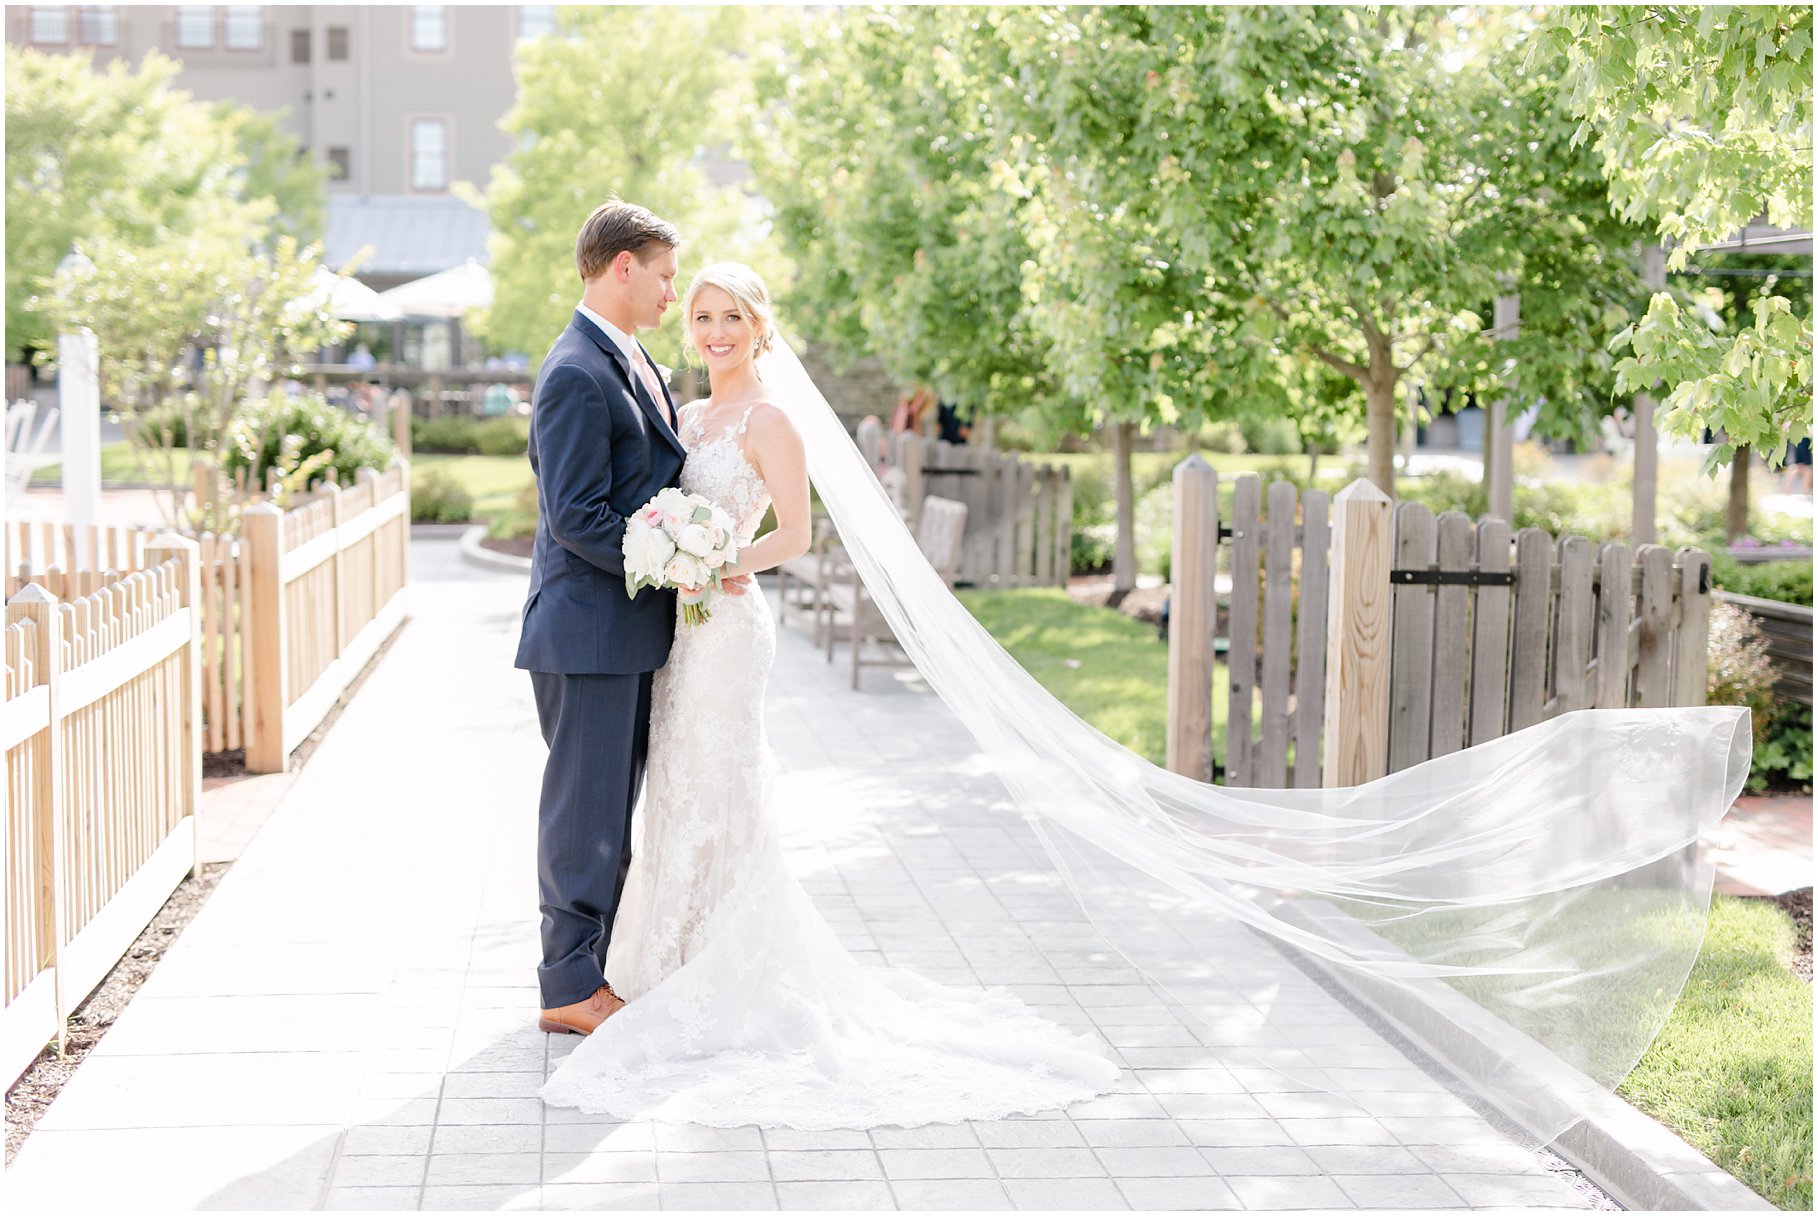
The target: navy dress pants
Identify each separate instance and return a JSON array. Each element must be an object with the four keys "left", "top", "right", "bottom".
[{"left": 529, "top": 669, "right": 653, "bottom": 1008}]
